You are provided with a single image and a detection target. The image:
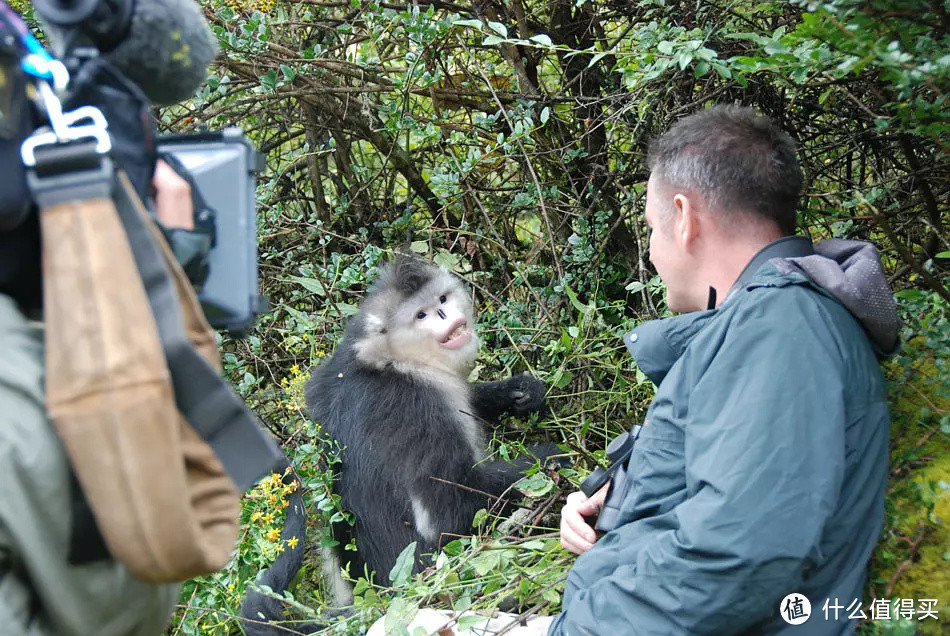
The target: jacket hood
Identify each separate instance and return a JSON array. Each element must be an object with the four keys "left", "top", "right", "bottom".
[{"left": 770, "top": 238, "right": 901, "bottom": 356}]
